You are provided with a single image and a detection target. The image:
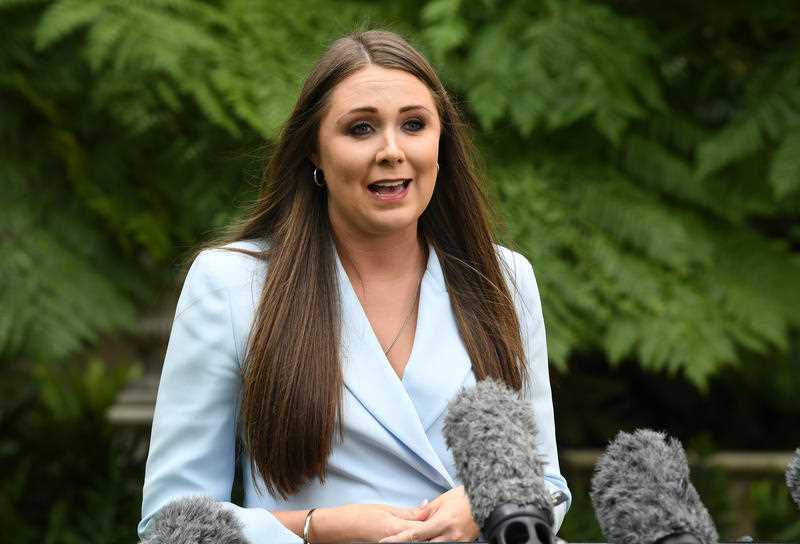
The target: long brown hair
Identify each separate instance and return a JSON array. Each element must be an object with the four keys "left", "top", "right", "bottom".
[{"left": 203, "top": 29, "right": 528, "bottom": 498}]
